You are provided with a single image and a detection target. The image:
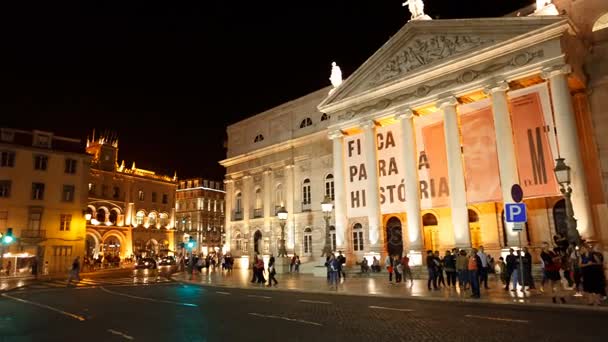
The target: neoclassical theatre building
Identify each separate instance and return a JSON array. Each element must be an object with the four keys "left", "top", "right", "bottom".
[{"left": 222, "top": 1, "right": 608, "bottom": 268}]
